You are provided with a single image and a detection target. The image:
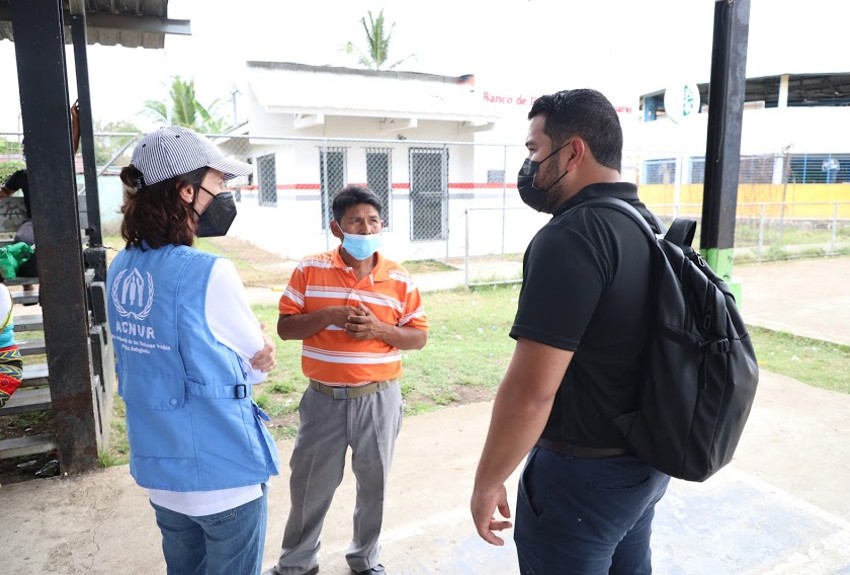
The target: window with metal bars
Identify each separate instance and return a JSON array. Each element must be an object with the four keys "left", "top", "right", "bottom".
[
  {"left": 366, "top": 148, "right": 391, "bottom": 228},
  {"left": 256, "top": 154, "right": 277, "bottom": 207},
  {"left": 319, "top": 147, "right": 346, "bottom": 229}
]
